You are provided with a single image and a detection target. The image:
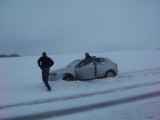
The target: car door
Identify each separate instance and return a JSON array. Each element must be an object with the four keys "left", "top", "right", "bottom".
[
  {"left": 95, "top": 58, "right": 108, "bottom": 77},
  {"left": 75, "top": 58, "right": 95, "bottom": 80}
]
